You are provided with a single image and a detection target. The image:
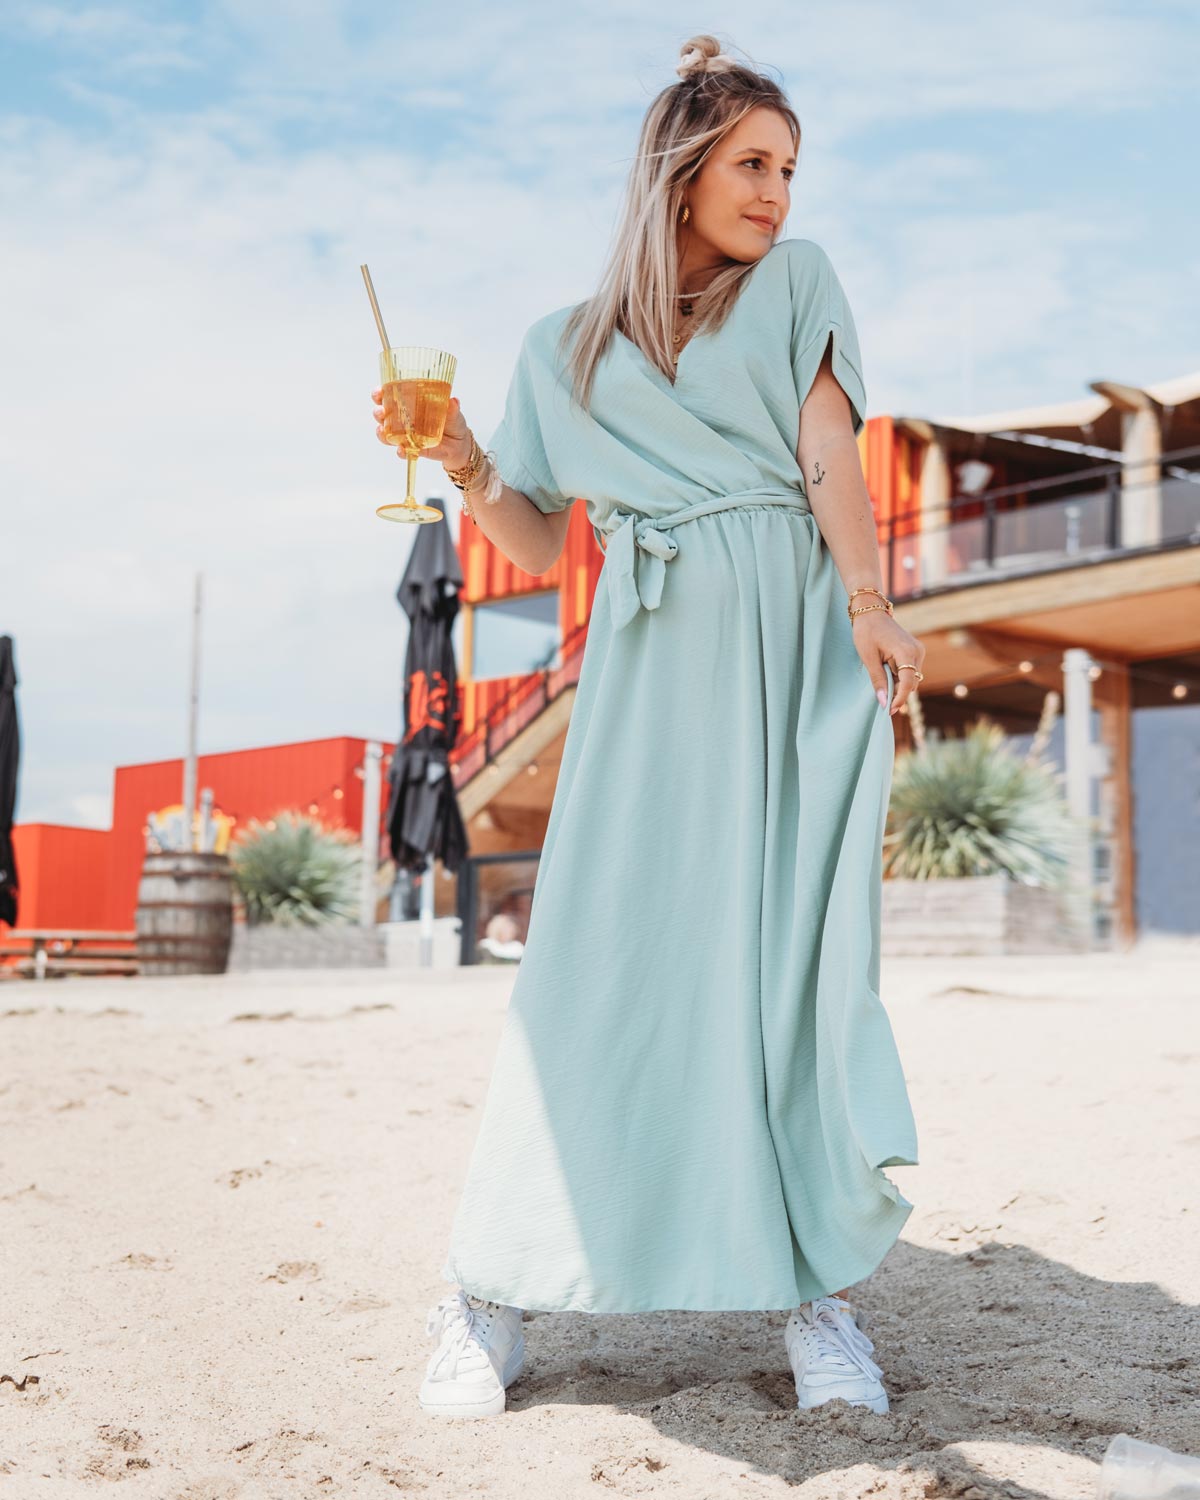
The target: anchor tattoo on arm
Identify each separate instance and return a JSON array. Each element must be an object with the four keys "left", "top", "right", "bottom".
[{"left": 811, "top": 460, "right": 826, "bottom": 486}]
